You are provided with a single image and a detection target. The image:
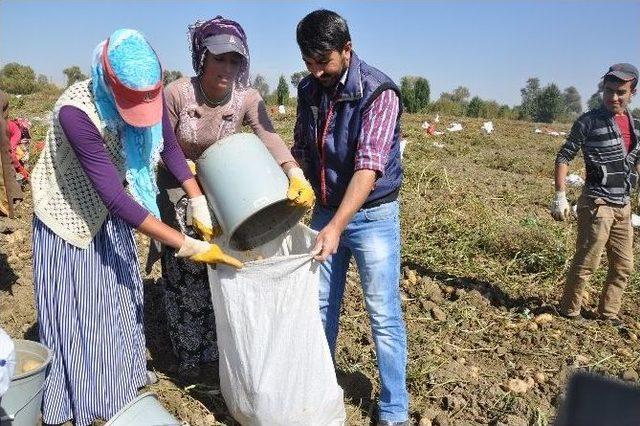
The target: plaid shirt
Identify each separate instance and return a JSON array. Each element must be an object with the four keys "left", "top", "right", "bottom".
[
  {"left": 556, "top": 107, "right": 640, "bottom": 205},
  {"left": 292, "top": 71, "right": 400, "bottom": 176}
]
